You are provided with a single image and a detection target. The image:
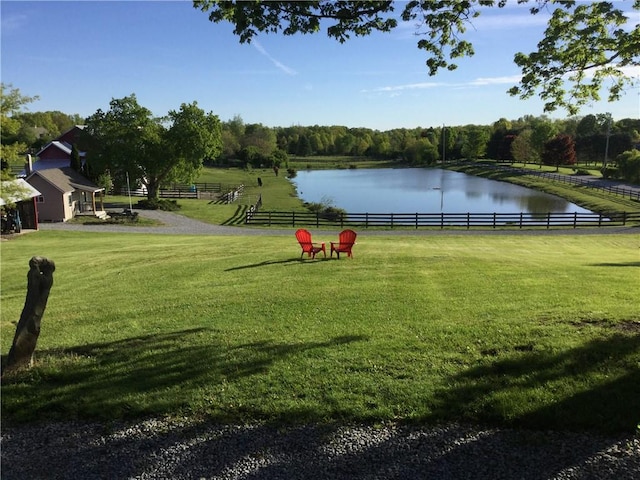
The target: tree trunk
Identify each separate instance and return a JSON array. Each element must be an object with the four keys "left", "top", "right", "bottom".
[
  {"left": 146, "top": 181, "right": 160, "bottom": 200},
  {"left": 3, "top": 257, "right": 55, "bottom": 375}
]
